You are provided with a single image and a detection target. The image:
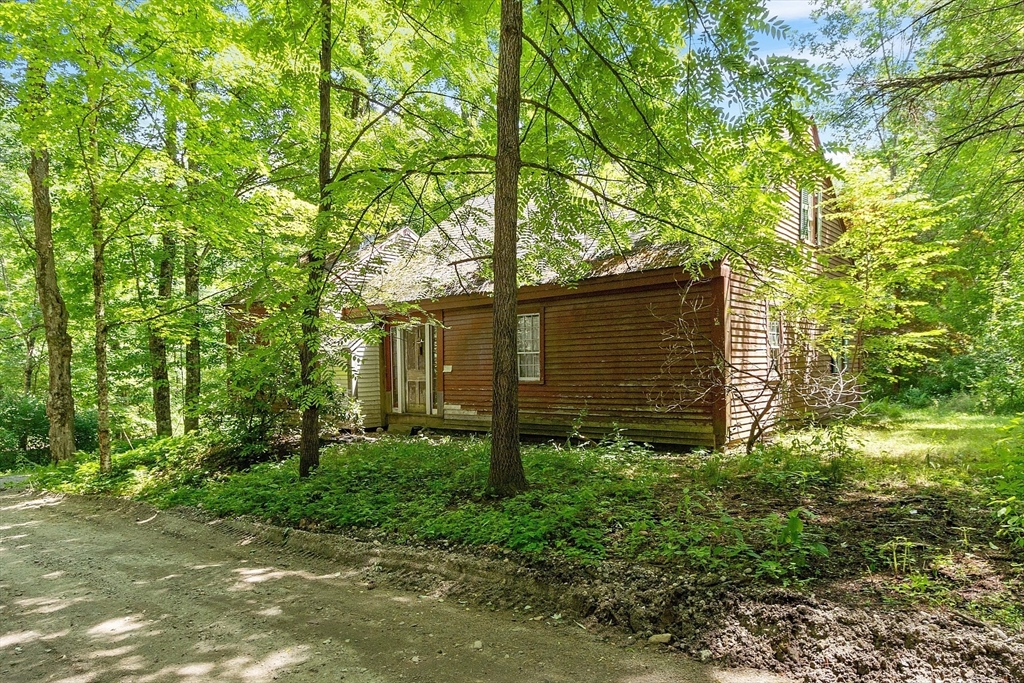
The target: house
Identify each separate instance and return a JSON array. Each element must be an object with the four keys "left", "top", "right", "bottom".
[{"left": 333, "top": 179, "right": 852, "bottom": 450}]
